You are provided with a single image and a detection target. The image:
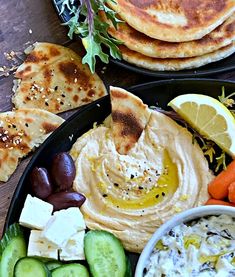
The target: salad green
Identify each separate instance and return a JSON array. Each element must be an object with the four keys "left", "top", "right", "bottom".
[{"left": 57, "top": 0, "right": 122, "bottom": 73}]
